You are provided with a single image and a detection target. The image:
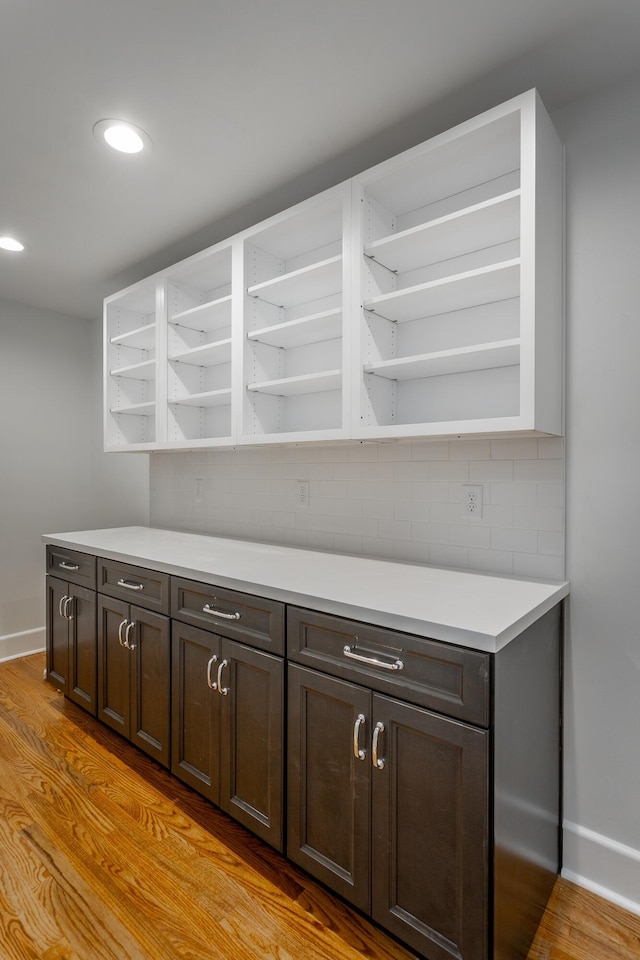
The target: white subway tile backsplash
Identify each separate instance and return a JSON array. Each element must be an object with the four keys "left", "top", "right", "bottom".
[{"left": 149, "top": 438, "right": 565, "bottom": 579}]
